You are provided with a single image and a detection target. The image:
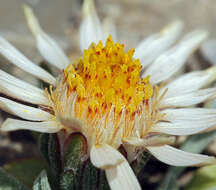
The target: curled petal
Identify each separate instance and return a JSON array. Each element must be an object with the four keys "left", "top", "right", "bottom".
[
  {"left": 160, "top": 88, "right": 216, "bottom": 108},
  {"left": 0, "top": 36, "right": 56, "bottom": 85},
  {"left": 24, "top": 5, "right": 70, "bottom": 70},
  {"left": 147, "top": 145, "right": 216, "bottom": 166},
  {"left": 162, "top": 108, "right": 216, "bottom": 122},
  {"left": 134, "top": 20, "right": 183, "bottom": 68},
  {"left": 1, "top": 119, "right": 62, "bottom": 133},
  {"left": 0, "top": 69, "right": 48, "bottom": 105},
  {"left": 151, "top": 119, "right": 216, "bottom": 135},
  {"left": 161, "top": 67, "right": 216, "bottom": 98},
  {"left": 144, "top": 30, "right": 208, "bottom": 84},
  {"left": 158, "top": 108, "right": 216, "bottom": 135},
  {"left": 0, "top": 97, "right": 53, "bottom": 121}
]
